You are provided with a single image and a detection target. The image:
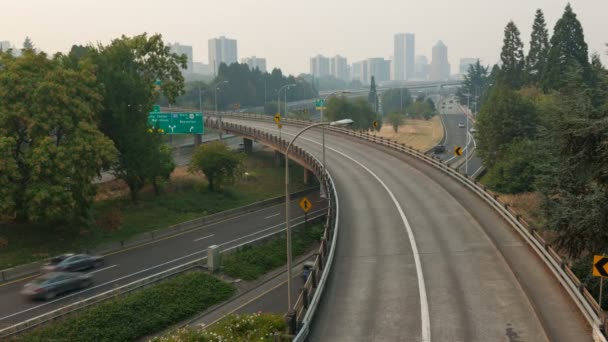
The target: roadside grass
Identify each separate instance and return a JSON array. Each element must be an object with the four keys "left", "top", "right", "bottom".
[
  {"left": 377, "top": 115, "right": 443, "bottom": 152},
  {"left": 222, "top": 222, "right": 324, "bottom": 281},
  {"left": 16, "top": 272, "right": 235, "bottom": 342},
  {"left": 0, "top": 149, "right": 312, "bottom": 270}
]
